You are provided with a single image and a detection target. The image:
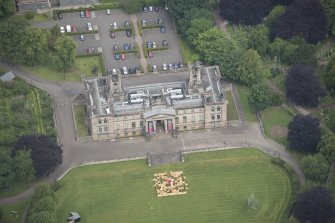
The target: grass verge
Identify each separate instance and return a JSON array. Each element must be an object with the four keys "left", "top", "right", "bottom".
[
  {"left": 74, "top": 105, "right": 89, "bottom": 137},
  {"left": 1, "top": 200, "right": 29, "bottom": 223},
  {"left": 55, "top": 149, "right": 295, "bottom": 223},
  {"left": 235, "top": 84, "right": 257, "bottom": 122},
  {"left": 225, "top": 90, "right": 239, "bottom": 120},
  {"left": 178, "top": 37, "right": 201, "bottom": 63},
  {"left": 23, "top": 56, "right": 101, "bottom": 82}
]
